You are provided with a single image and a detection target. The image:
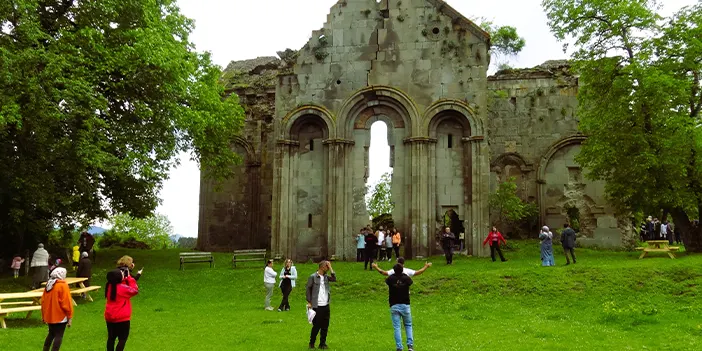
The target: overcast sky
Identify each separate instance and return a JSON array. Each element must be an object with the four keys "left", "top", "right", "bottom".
[{"left": 153, "top": 0, "right": 696, "bottom": 237}]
